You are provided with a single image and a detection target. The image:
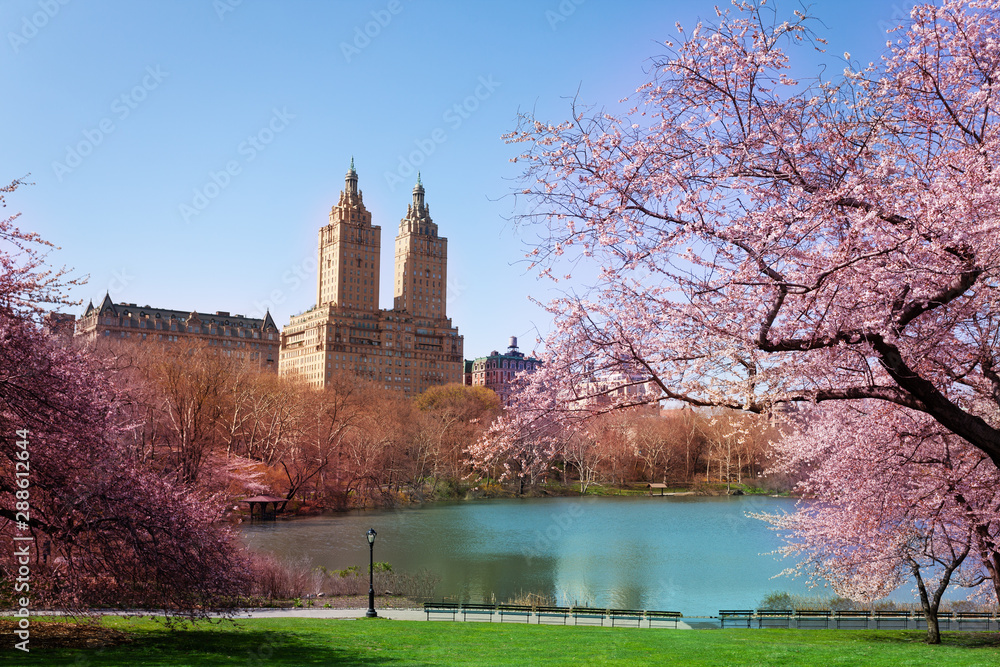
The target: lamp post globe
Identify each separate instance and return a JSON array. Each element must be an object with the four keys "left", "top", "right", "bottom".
[{"left": 366, "top": 528, "right": 377, "bottom": 618}]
